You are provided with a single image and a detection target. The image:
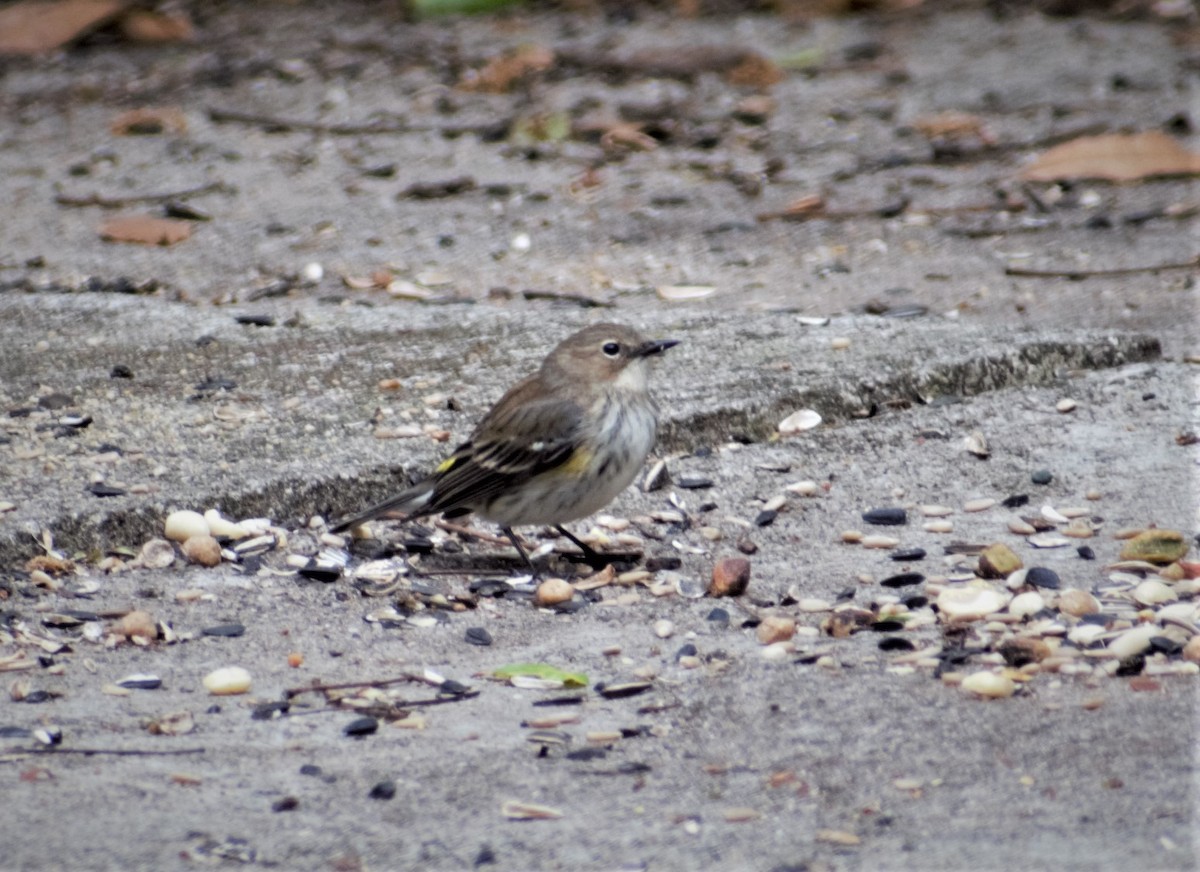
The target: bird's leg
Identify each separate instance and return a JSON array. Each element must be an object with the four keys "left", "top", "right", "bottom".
[
  {"left": 499, "top": 526, "right": 539, "bottom": 578},
  {"left": 554, "top": 525, "right": 608, "bottom": 569}
]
